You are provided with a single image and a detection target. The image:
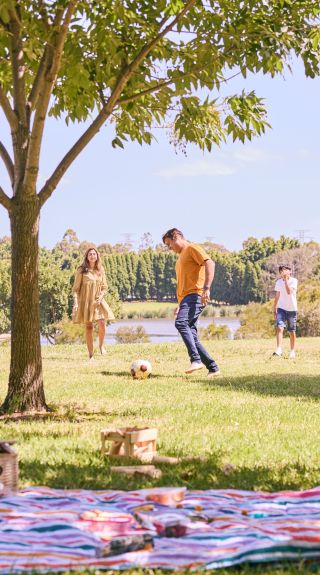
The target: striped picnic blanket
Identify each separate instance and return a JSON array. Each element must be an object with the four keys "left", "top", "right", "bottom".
[{"left": 0, "top": 485, "right": 320, "bottom": 571}]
